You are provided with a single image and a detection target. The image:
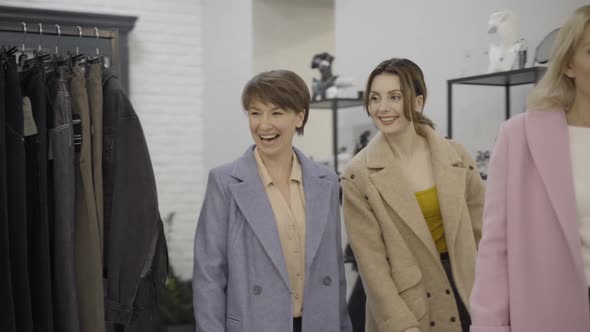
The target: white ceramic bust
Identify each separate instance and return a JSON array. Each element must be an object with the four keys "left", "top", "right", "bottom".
[{"left": 487, "top": 10, "right": 522, "bottom": 73}]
